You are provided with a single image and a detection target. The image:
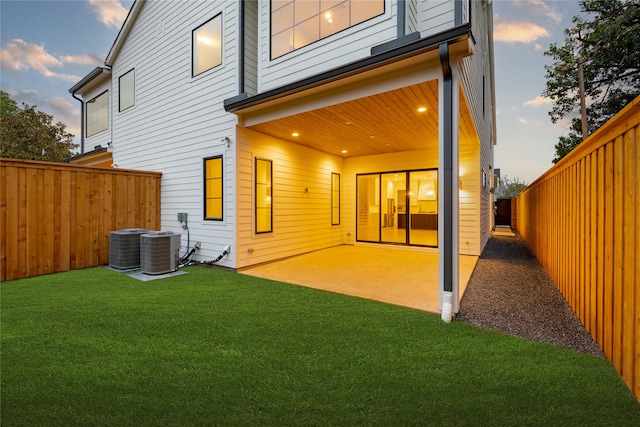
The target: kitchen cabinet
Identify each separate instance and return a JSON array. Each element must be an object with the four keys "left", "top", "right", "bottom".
[{"left": 397, "top": 213, "right": 437, "bottom": 230}]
